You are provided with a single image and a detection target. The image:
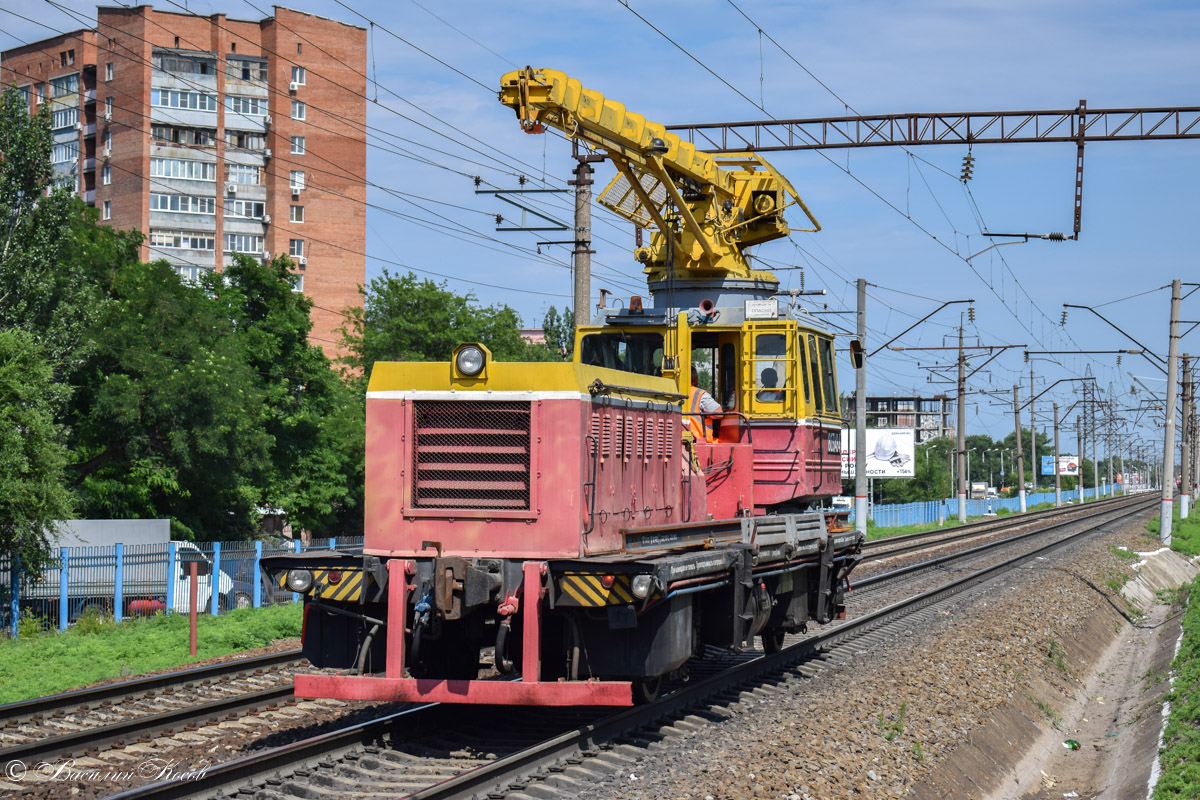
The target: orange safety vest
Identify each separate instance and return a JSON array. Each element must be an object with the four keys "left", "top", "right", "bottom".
[{"left": 684, "top": 386, "right": 715, "bottom": 442}]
